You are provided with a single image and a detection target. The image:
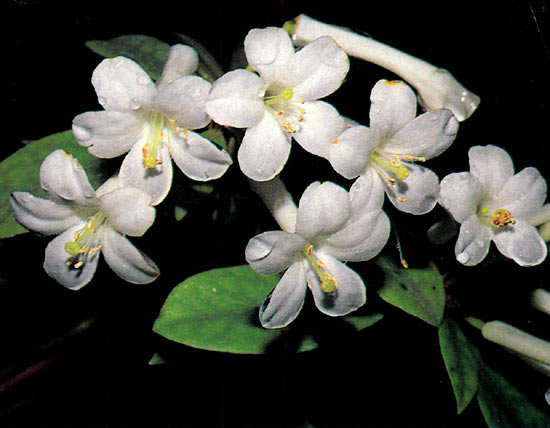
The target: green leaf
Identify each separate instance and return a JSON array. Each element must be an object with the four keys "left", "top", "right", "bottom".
[
  {"left": 85, "top": 35, "right": 170, "bottom": 80},
  {"left": 438, "top": 316, "right": 480, "bottom": 414},
  {"left": 153, "top": 265, "right": 383, "bottom": 354},
  {"left": 0, "top": 131, "right": 107, "bottom": 239},
  {"left": 375, "top": 256, "right": 445, "bottom": 326},
  {"left": 477, "top": 362, "right": 550, "bottom": 428}
]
